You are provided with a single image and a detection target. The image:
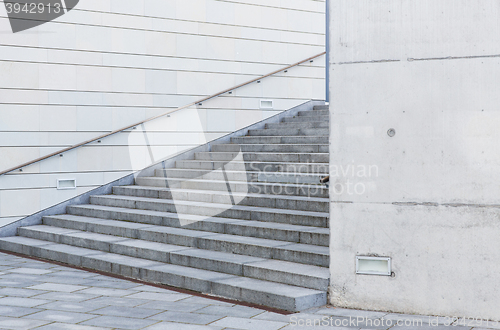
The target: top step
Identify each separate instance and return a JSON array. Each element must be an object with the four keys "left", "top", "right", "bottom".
[
  {"left": 298, "top": 110, "right": 329, "bottom": 117},
  {"left": 313, "top": 105, "right": 329, "bottom": 111}
]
